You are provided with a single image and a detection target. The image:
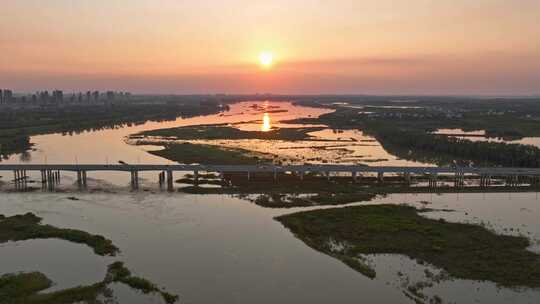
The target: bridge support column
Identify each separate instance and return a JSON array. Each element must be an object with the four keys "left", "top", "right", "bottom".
[
  {"left": 429, "top": 174, "right": 438, "bottom": 188},
  {"left": 41, "top": 170, "right": 47, "bottom": 189},
  {"left": 219, "top": 172, "right": 224, "bottom": 184},
  {"left": 480, "top": 174, "right": 491, "bottom": 188},
  {"left": 77, "top": 171, "right": 82, "bottom": 189},
  {"left": 531, "top": 176, "right": 540, "bottom": 187},
  {"left": 246, "top": 171, "right": 250, "bottom": 181},
  {"left": 479, "top": 174, "right": 484, "bottom": 188},
  {"left": 158, "top": 171, "right": 165, "bottom": 189},
  {"left": 352, "top": 171, "right": 357, "bottom": 183},
  {"left": 13, "top": 170, "right": 19, "bottom": 191},
  {"left": 22, "top": 170, "right": 27, "bottom": 190},
  {"left": 82, "top": 171, "right": 87, "bottom": 189},
  {"left": 377, "top": 172, "right": 384, "bottom": 184},
  {"left": 46, "top": 170, "right": 54, "bottom": 191},
  {"left": 506, "top": 175, "right": 519, "bottom": 187},
  {"left": 130, "top": 171, "right": 138, "bottom": 190},
  {"left": 273, "top": 170, "right": 277, "bottom": 182},
  {"left": 325, "top": 171, "right": 330, "bottom": 181},
  {"left": 299, "top": 171, "right": 304, "bottom": 181},
  {"left": 454, "top": 172, "right": 464, "bottom": 188},
  {"left": 194, "top": 170, "right": 199, "bottom": 185},
  {"left": 404, "top": 172, "right": 411, "bottom": 185},
  {"left": 167, "top": 170, "right": 173, "bottom": 192}
]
